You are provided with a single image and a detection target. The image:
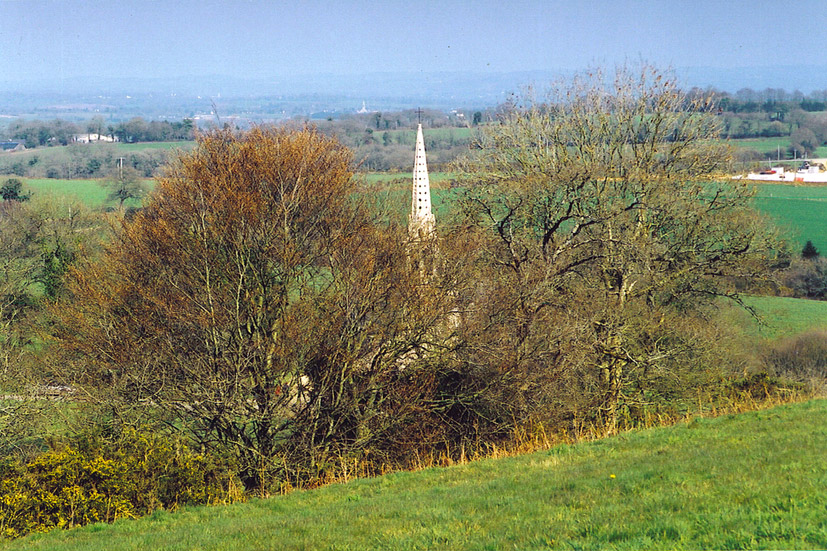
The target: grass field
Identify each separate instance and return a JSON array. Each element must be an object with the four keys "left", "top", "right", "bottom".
[
  {"left": 730, "top": 137, "right": 827, "bottom": 160},
  {"left": 17, "top": 170, "right": 827, "bottom": 262},
  {"left": 358, "top": 171, "right": 456, "bottom": 187},
  {"left": 363, "top": 175, "right": 827, "bottom": 259},
  {"left": 14, "top": 168, "right": 827, "bottom": 258},
  {"left": 111, "top": 141, "right": 195, "bottom": 153},
  {"left": 20, "top": 178, "right": 153, "bottom": 209},
  {"left": 374, "top": 127, "right": 473, "bottom": 146},
  {"left": 7, "top": 399, "right": 826, "bottom": 550},
  {"left": 750, "top": 183, "right": 827, "bottom": 254},
  {"left": 728, "top": 295, "right": 827, "bottom": 341}
]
